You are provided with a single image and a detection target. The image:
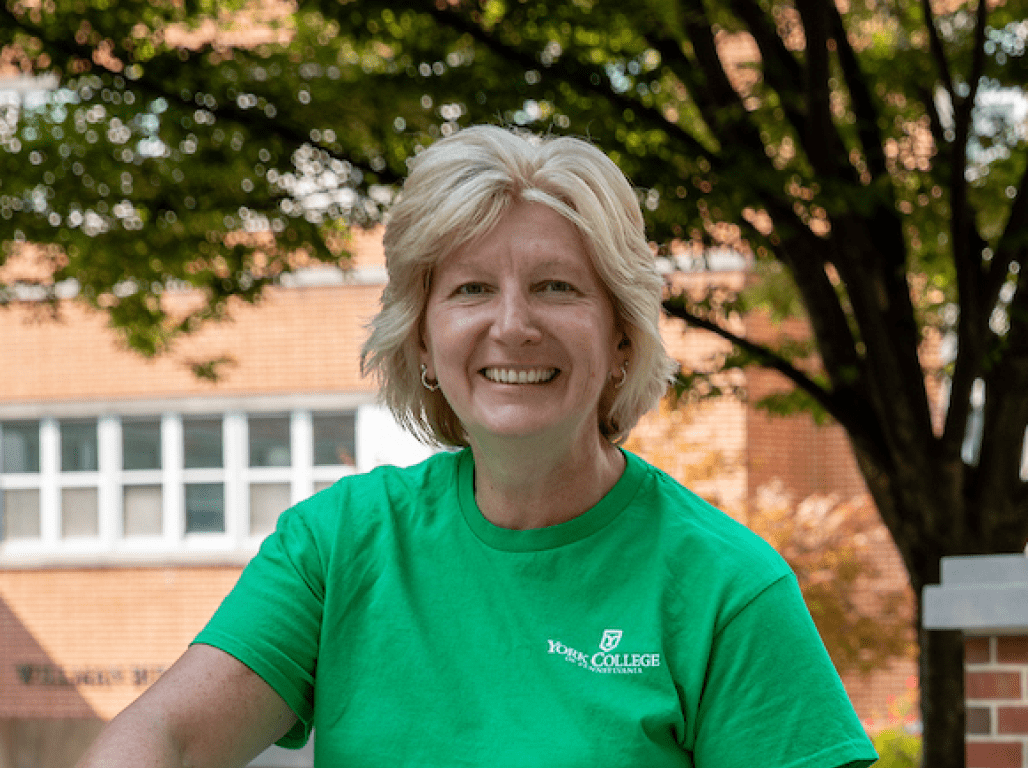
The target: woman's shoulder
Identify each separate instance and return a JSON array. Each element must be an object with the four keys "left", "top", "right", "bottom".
[
  {"left": 273, "top": 449, "right": 464, "bottom": 545},
  {"left": 311, "top": 449, "right": 461, "bottom": 504},
  {"left": 626, "top": 452, "right": 793, "bottom": 586}
]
